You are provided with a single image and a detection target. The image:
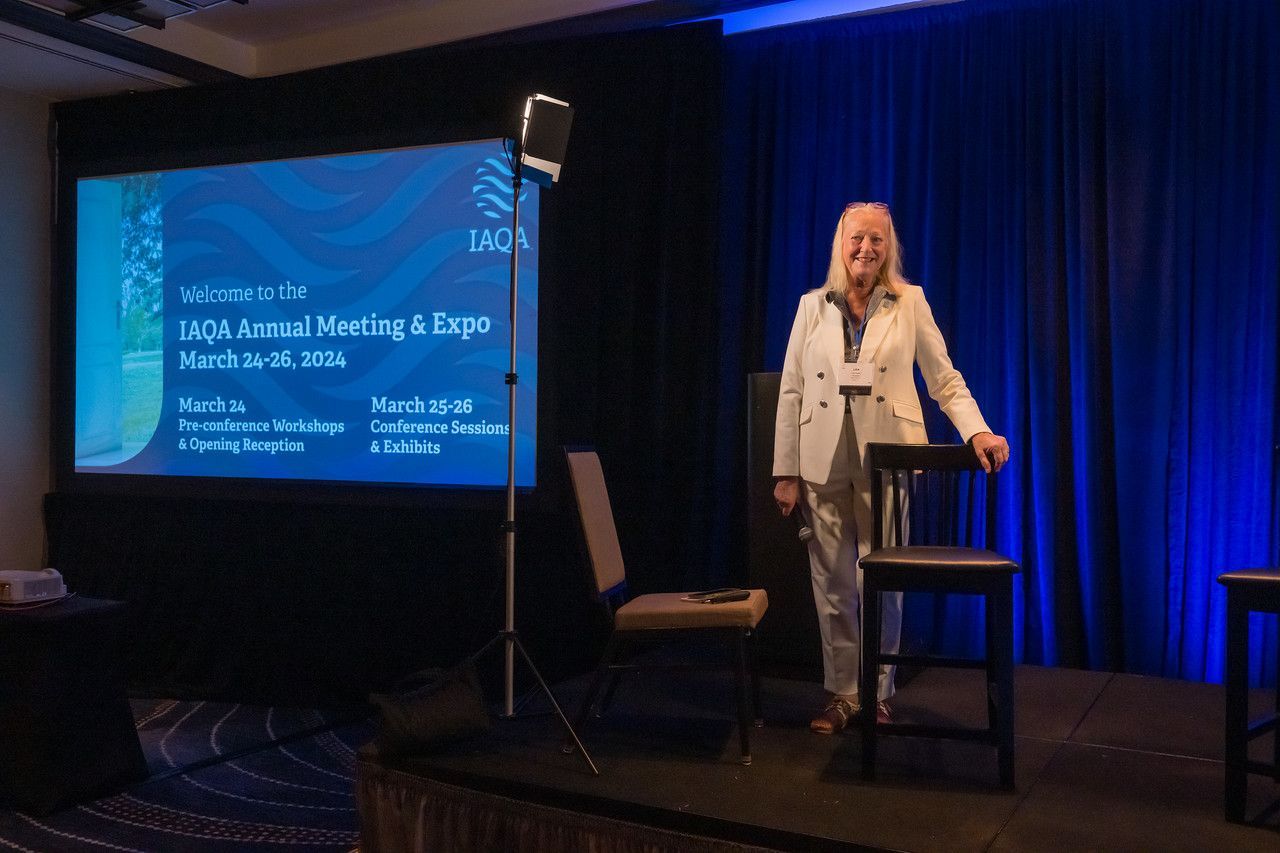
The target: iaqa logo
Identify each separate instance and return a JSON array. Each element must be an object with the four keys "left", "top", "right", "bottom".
[
  {"left": 469, "top": 156, "right": 531, "bottom": 253},
  {"left": 472, "top": 156, "right": 527, "bottom": 220}
]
